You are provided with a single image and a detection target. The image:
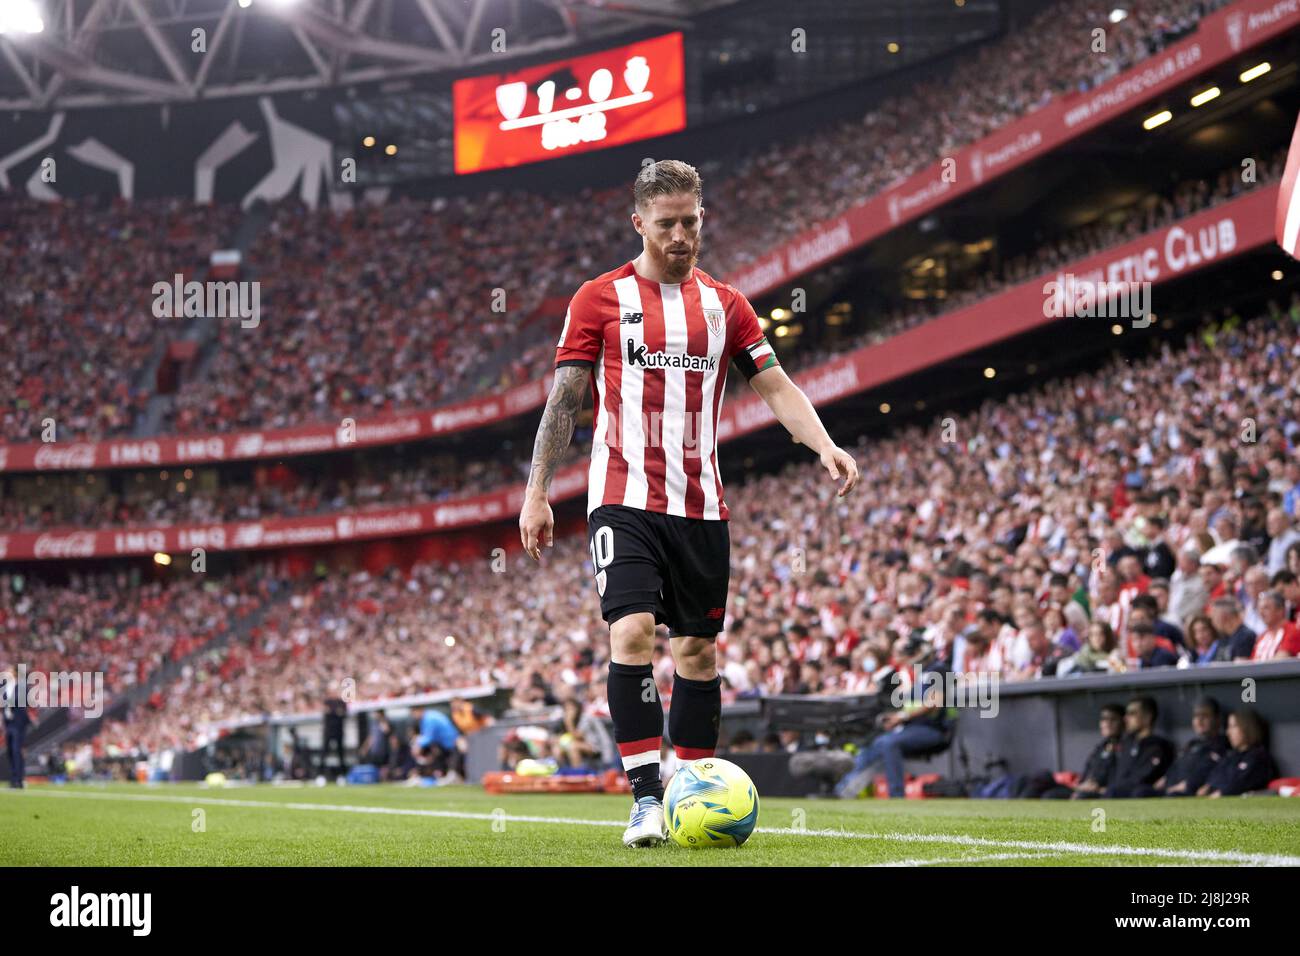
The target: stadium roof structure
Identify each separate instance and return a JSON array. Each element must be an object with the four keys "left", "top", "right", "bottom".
[{"left": 0, "top": 0, "right": 741, "bottom": 111}]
